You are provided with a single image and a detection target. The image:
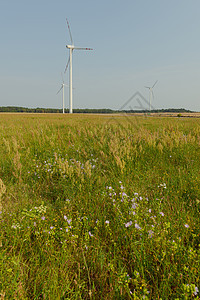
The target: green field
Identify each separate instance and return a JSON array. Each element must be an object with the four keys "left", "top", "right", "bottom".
[{"left": 0, "top": 114, "right": 199, "bottom": 299}]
